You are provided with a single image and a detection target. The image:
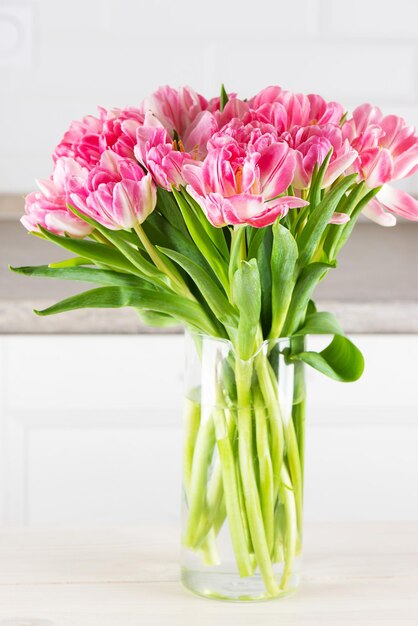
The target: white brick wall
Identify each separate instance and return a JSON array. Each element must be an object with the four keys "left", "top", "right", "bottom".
[{"left": 1, "top": 0, "right": 418, "bottom": 194}]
